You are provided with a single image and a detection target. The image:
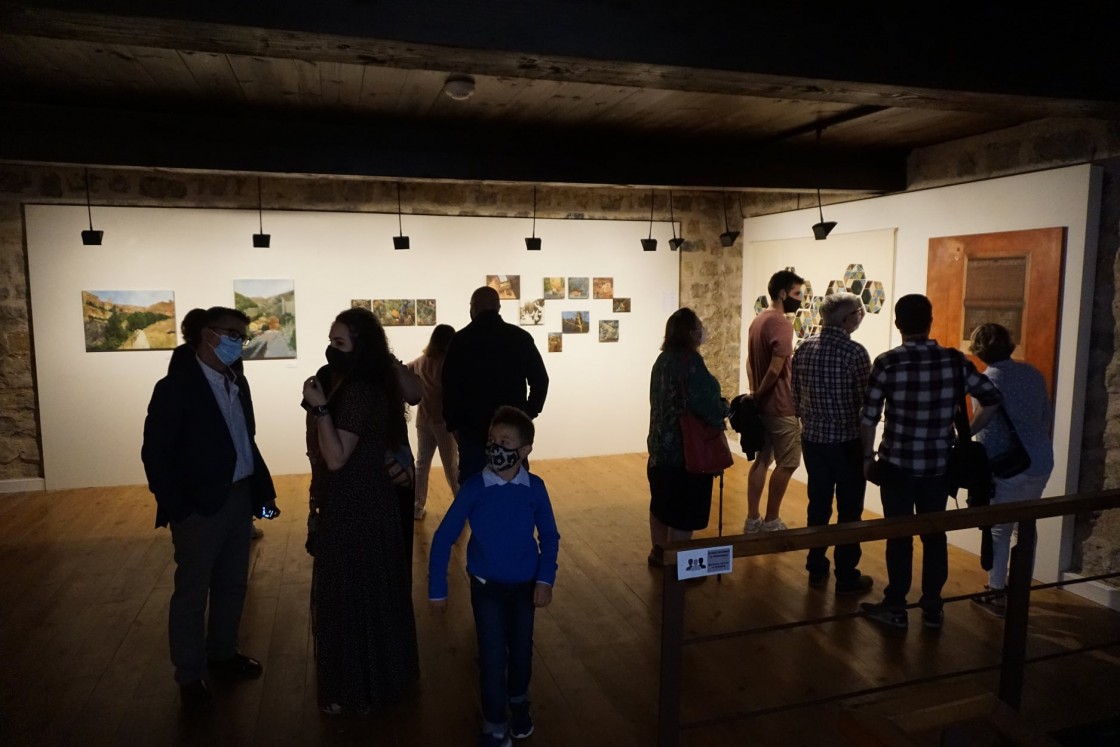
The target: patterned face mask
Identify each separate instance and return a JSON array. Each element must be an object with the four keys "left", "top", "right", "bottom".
[{"left": 486, "top": 442, "right": 521, "bottom": 472}]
